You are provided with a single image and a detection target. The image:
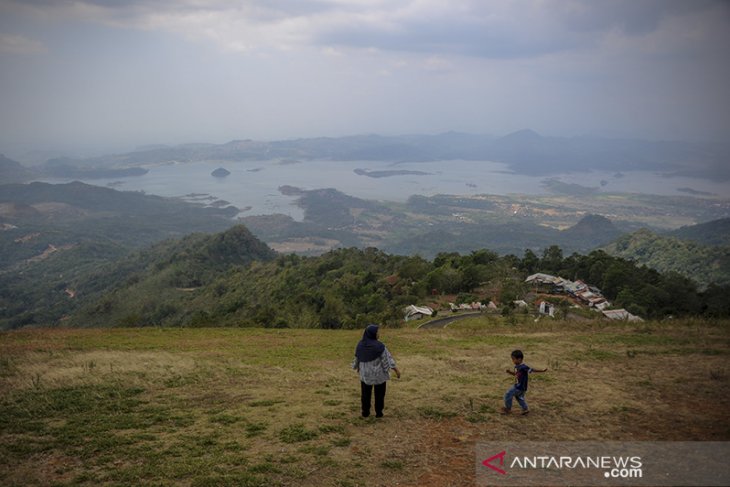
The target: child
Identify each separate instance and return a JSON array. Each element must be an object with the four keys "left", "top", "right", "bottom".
[{"left": 501, "top": 349, "right": 547, "bottom": 415}]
